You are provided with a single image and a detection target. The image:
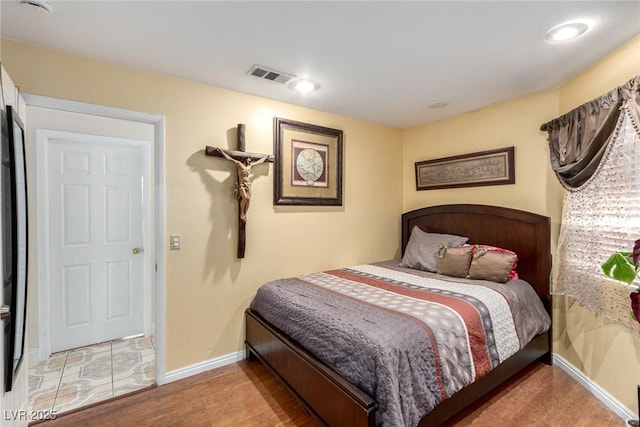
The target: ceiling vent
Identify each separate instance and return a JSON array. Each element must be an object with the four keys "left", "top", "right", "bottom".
[{"left": 246, "top": 65, "right": 295, "bottom": 85}]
